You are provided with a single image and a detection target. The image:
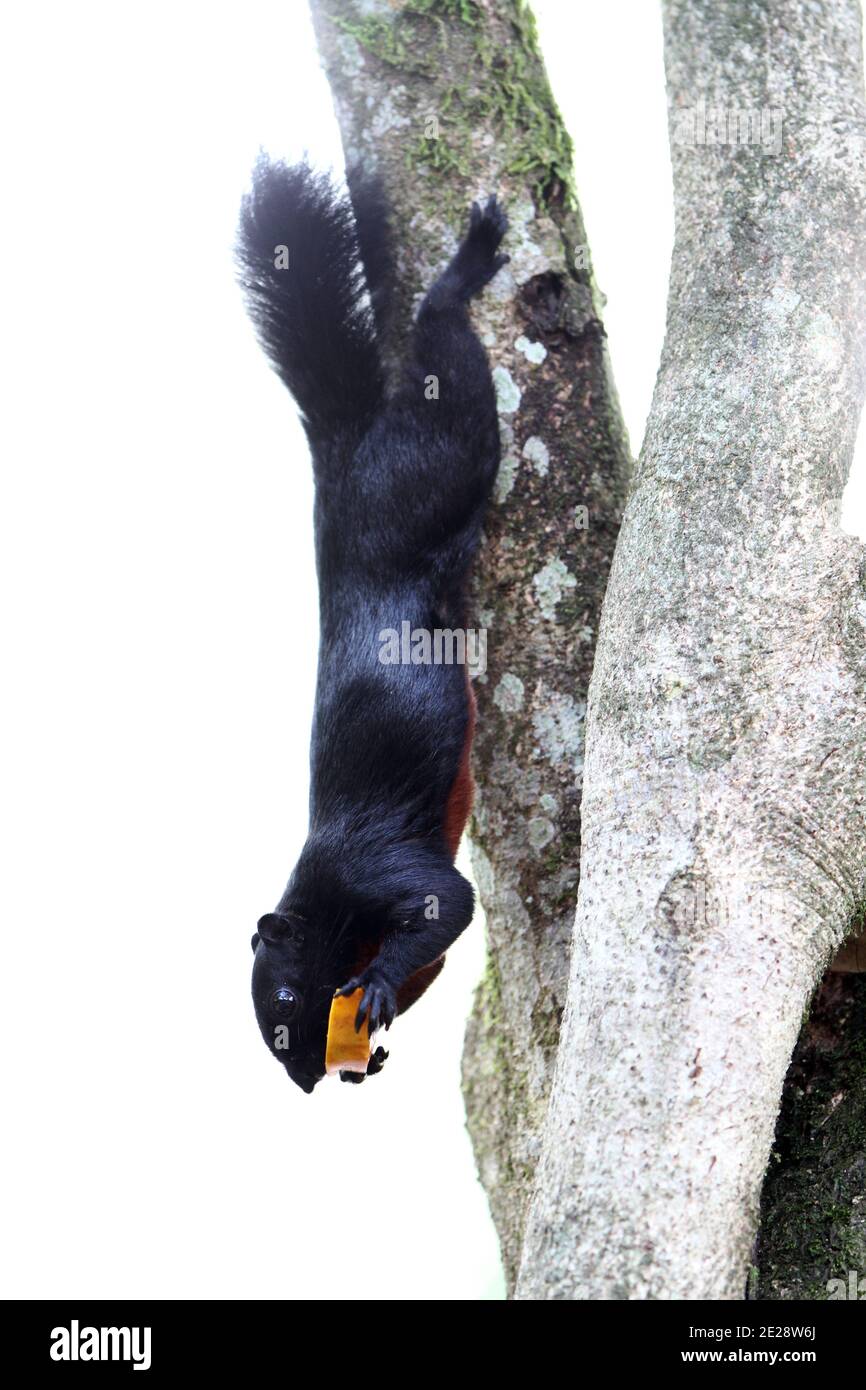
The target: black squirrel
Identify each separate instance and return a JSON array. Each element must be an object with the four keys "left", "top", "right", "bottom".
[{"left": 237, "top": 159, "right": 508, "bottom": 1091}]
